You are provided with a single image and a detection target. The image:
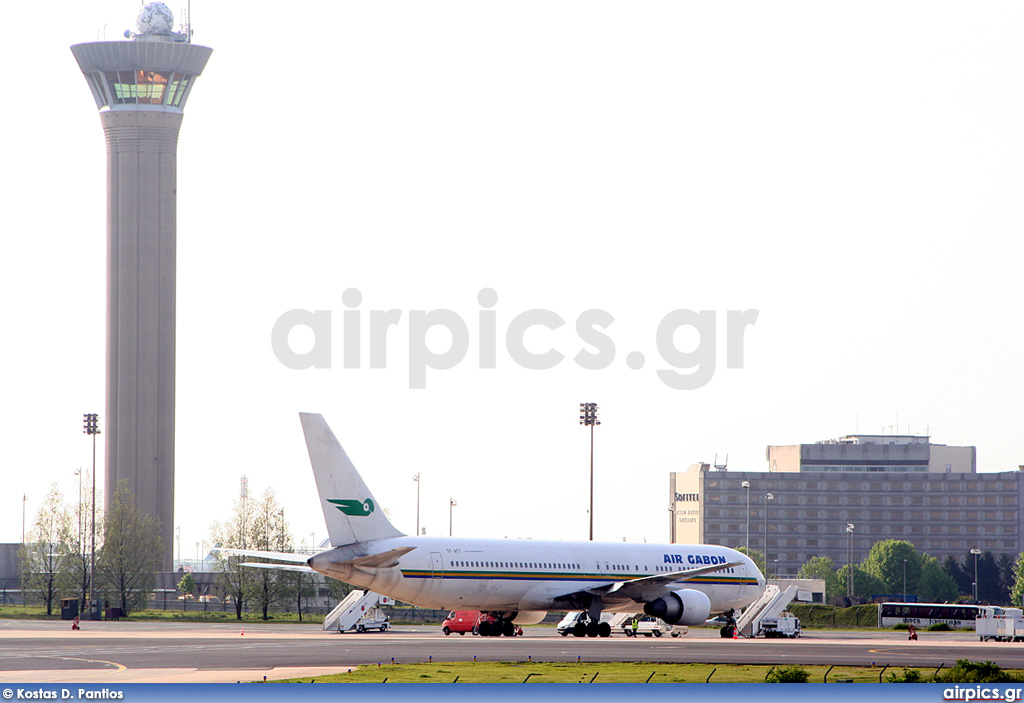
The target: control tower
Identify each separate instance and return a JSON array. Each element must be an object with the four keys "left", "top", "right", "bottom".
[{"left": 72, "top": 3, "right": 212, "bottom": 571}]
